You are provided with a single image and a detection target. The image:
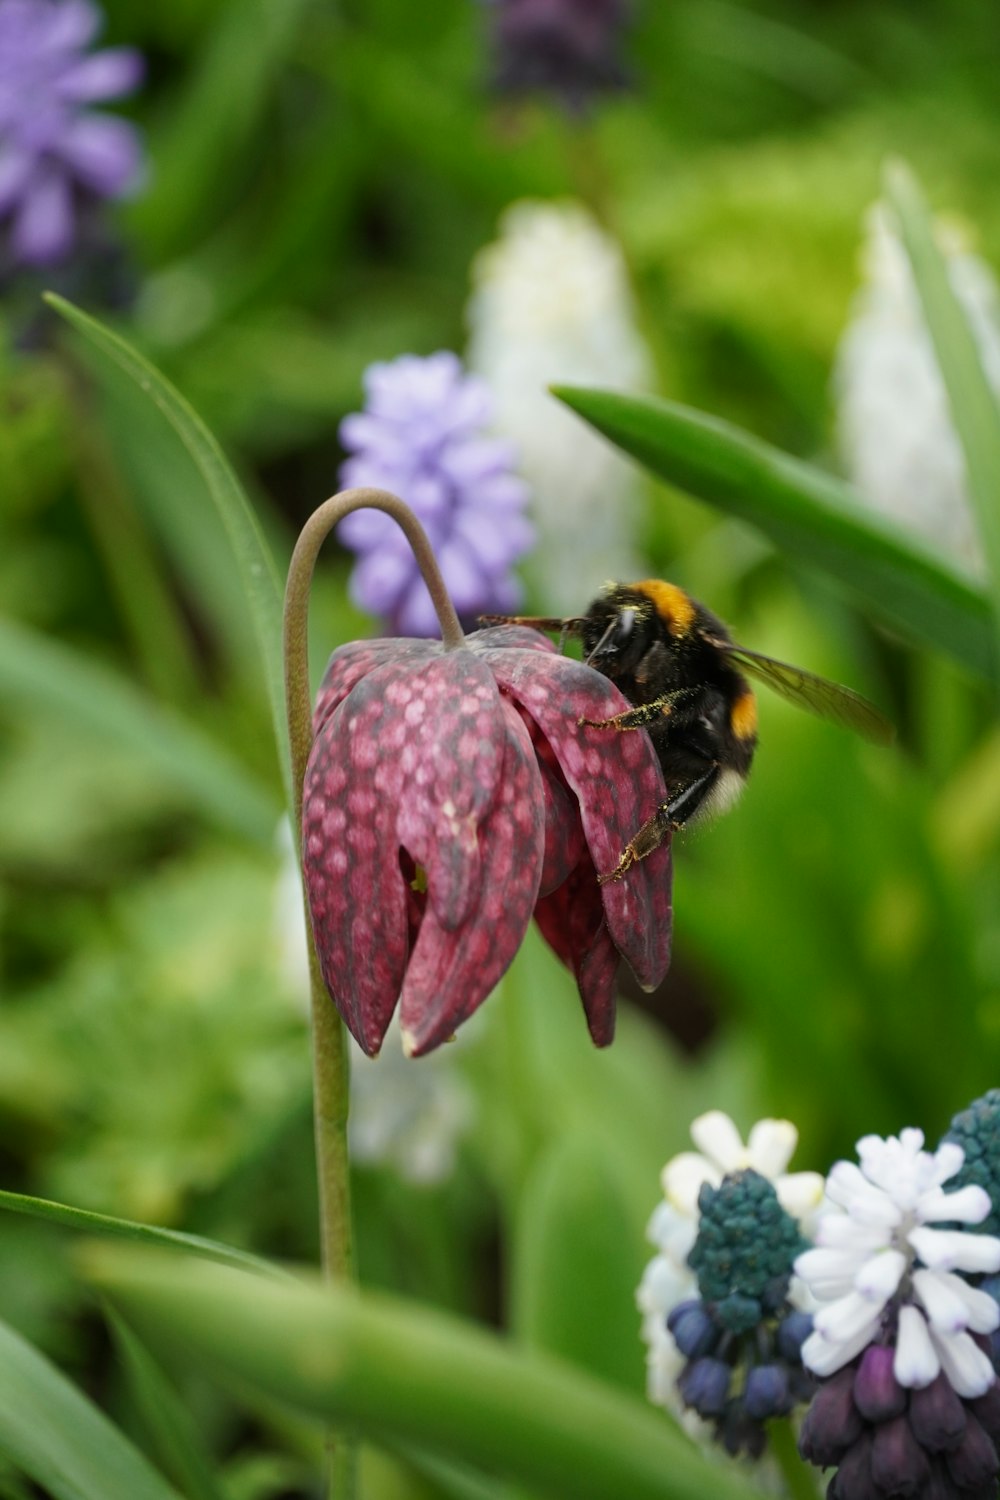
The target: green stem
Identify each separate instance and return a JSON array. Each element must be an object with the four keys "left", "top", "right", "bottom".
[
  {"left": 282, "top": 487, "right": 465, "bottom": 1498},
  {"left": 769, "top": 1417, "right": 819, "bottom": 1500}
]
